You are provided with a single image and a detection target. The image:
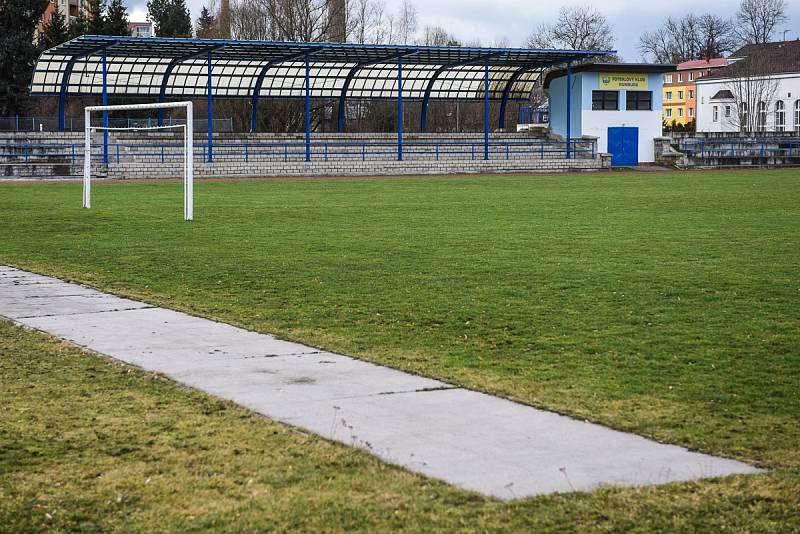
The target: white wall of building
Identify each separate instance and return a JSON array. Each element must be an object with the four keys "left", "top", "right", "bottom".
[
  {"left": 581, "top": 110, "right": 662, "bottom": 162},
  {"left": 549, "top": 71, "right": 666, "bottom": 163},
  {"left": 696, "top": 73, "right": 800, "bottom": 133}
]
